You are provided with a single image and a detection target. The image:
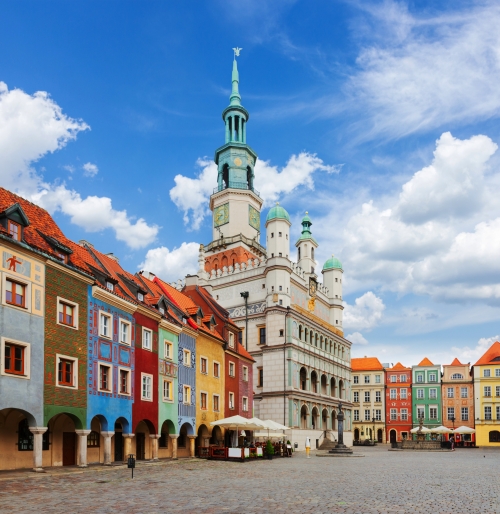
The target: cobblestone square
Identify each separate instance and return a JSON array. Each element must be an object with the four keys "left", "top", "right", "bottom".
[{"left": 1, "top": 446, "right": 499, "bottom": 513}]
